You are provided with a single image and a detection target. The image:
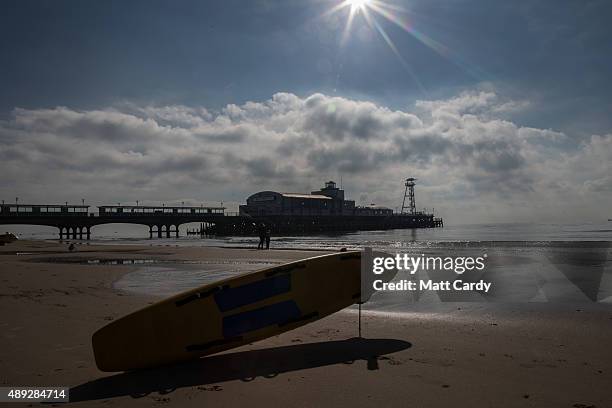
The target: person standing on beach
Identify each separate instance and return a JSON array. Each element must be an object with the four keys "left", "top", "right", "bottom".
[
  {"left": 265, "top": 225, "right": 271, "bottom": 250},
  {"left": 257, "top": 223, "right": 265, "bottom": 250}
]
